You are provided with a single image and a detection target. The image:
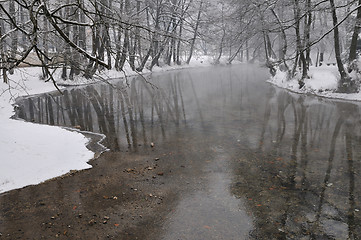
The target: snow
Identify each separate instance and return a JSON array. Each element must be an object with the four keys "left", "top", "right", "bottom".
[
  {"left": 0, "top": 55, "right": 227, "bottom": 194},
  {"left": 55, "top": 55, "right": 219, "bottom": 86},
  {"left": 268, "top": 65, "right": 361, "bottom": 101},
  {"left": 0, "top": 67, "right": 94, "bottom": 194}
]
